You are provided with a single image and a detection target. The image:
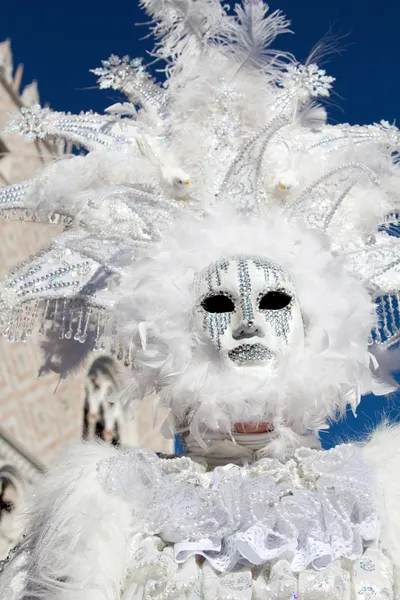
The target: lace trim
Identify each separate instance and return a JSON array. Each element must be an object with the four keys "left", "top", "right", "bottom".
[{"left": 98, "top": 444, "right": 379, "bottom": 573}]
